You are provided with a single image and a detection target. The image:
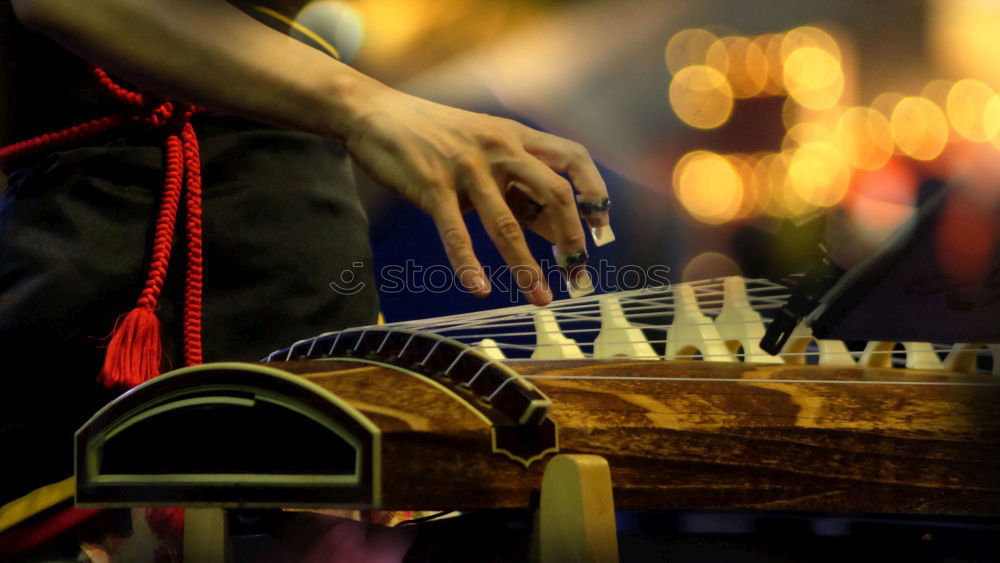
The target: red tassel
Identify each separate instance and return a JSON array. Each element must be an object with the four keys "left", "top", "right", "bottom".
[{"left": 100, "top": 307, "right": 162, "bottom": 388}]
